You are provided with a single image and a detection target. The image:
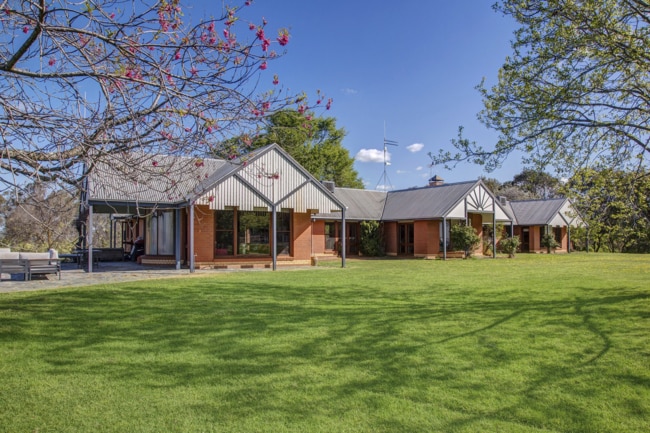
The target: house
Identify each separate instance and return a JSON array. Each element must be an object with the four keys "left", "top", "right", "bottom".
[
  {"left": 81, "top": 144, "right": 348, "bottom": 271},
  {"left": 501, "top": 197, "right": 586, "bottom": 253},
  {"left": 312, "top": 177, "right": 513, "bottom": 259},
  {"left": 80, "top": 145, "right": 586, "bottom": 272}
]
